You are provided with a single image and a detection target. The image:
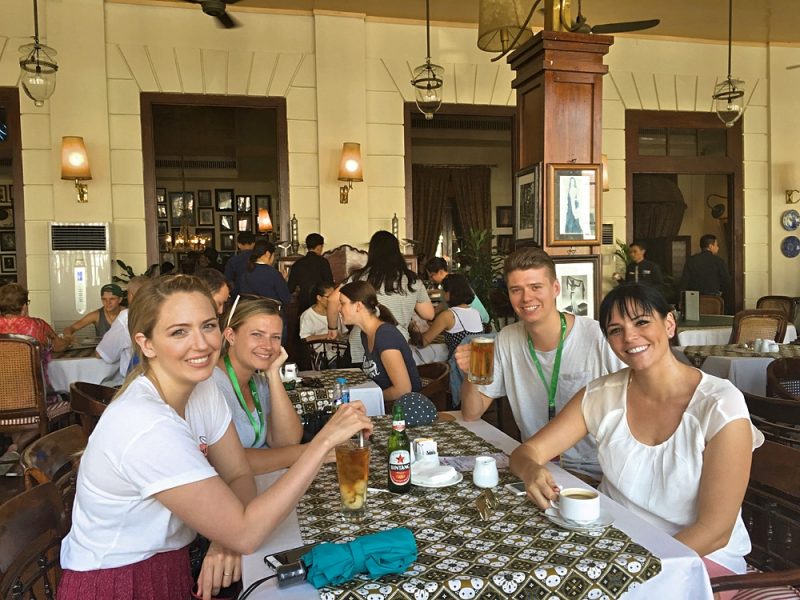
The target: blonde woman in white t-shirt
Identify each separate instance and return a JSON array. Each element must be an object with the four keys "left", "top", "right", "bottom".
[
  {"left": 58, "top": 275, "right": 372, "bottom": 600},
  {"left": 510, "top": 283, "right": 763, "bottom": 596}
]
